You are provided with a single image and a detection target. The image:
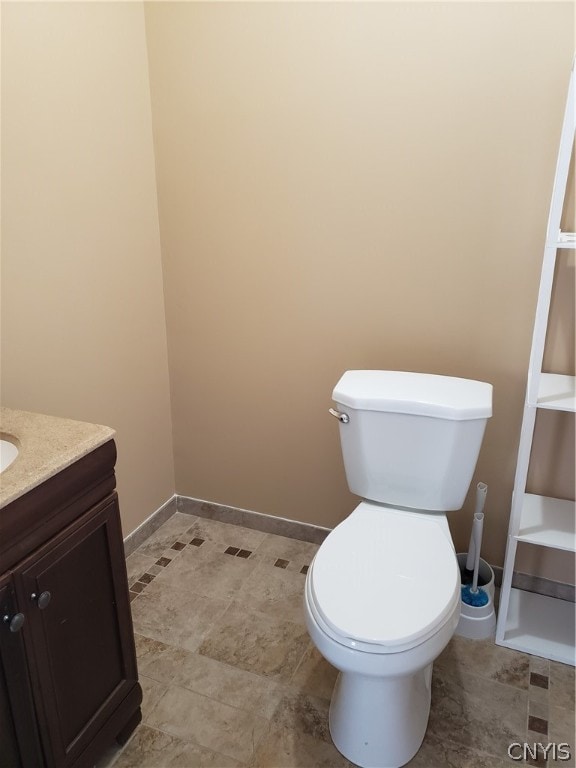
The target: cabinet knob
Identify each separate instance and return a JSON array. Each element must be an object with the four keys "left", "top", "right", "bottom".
[
  {"left": 31, "top": 591, "right": 52, "bottom": 610},
  {"left": 2, "top": 613, "right": 25, "bottom": 633}
]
